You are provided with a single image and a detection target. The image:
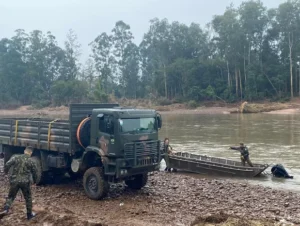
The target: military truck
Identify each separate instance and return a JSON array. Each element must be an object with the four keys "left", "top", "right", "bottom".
[{"left": 0, "top": 104, "right": 162, "bottom": 200}]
